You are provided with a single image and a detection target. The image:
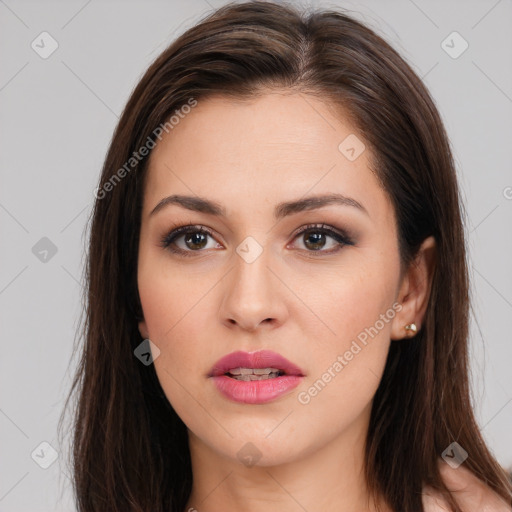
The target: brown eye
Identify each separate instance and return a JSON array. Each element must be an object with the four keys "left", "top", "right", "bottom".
[
  {"left": 182, "top": 231, "right": 209, "bottom": 250},
  {"left": 302, "top": 230, "right": 330, "bottom": 251},
  {"left": 291, "top": 223, "right": 354, "bottom": 255},
  {"left": 161, "top": 225, "right": 219, "bottom": 256}
]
